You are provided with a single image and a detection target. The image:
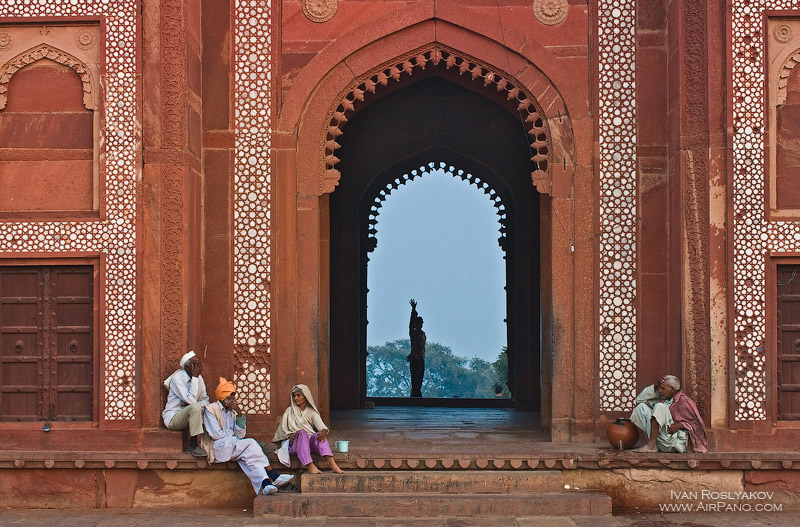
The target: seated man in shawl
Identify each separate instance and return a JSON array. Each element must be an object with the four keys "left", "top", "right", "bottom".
[
  {"left": 272, "top": 384, "right": 344, "bottom": 474},
  {"left": 630, "top": 374, "right": 708, "bottom": 453},
  {"left": 162, "top": 350, "right": 209, "bottom": 456},
  {"left": 204, "top": 377, "right": 293, "bottom": 495}
]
